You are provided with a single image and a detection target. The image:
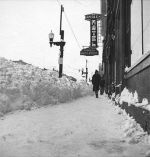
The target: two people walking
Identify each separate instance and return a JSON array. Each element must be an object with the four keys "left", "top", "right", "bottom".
[{"left": 92, "top": 70, "right": 105, "bottom": 98}]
